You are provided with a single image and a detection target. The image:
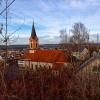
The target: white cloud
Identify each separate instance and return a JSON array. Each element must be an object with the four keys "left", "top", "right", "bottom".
[{"left": 0, "top": 0, "right": 100, "bottom": 44}]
